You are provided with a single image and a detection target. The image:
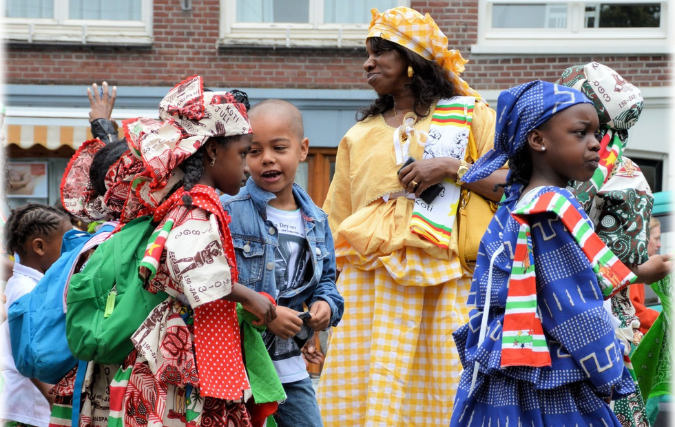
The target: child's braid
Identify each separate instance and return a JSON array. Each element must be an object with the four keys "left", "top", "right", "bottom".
[
  {"left": 493, "top": 148, "right": 533, "bottom": 192},
  {"left": 180, "top": 148, "right": 204, "bottom": 209},
  {"left": 4, "top": 203, "right": 68, "bottom": 255}
]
